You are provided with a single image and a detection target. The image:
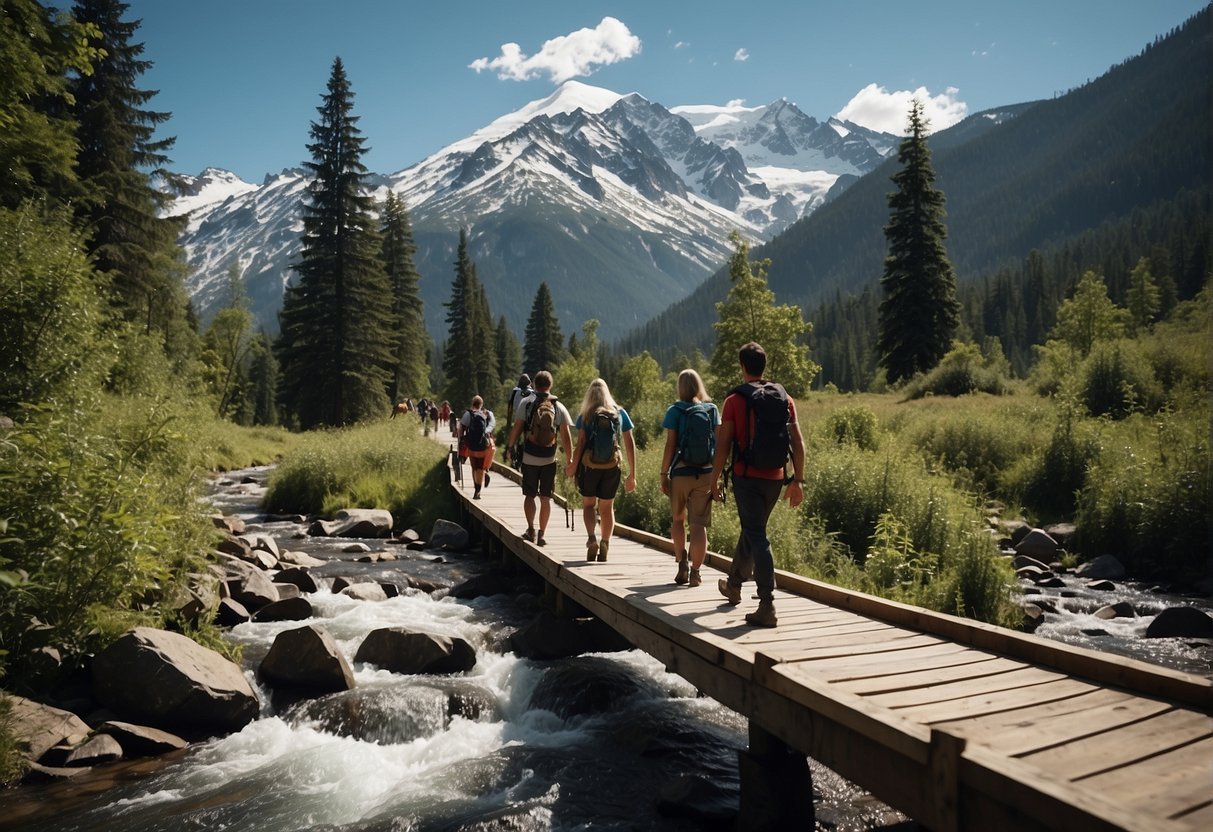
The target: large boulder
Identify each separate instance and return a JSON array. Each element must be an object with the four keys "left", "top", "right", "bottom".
[
  {"left": 259, "top": 625, "right": 355, "bottom": 693},
  {"left": 274, "top": 567, "right": 318, "bottom": 594},
  {"left": 225, "top": 563, "right": 279, "bottom": 611},
  {"left": 238, "top": 532, "right": 280, "bottom": 560},
  {"left": 1014, "top": 528, "right": 1061, "bottom": 559},
  {"left": 429, "top": 519, "right": 470, "bottom": 550},
  {"left": 528, "top": 656, "right": 661, "bottom": 718},
  {"left": 308, "top": 509, "right": 393, "bottom": 539},
  {"left": 353, "top": 628, "right": 477, "bottom": 675},
  {"left": 92, "top": 627, "right": 259, "bottom": 734},
  {"left": 253, "top": 596, "right": 314, "bottom": 622},
  {"left": 341, "top": 583, "right": 389, "bottom": 602},
  {"left": 211, "top": 514, "right": 246, "bottom": 535},
  {"left": 1145, "top": 607, "right": 1213, "bottom": 639},
  {"left": 1075, "top": 555, "right": 1127, "bottom": 580},
  {"left": 3, "top": 695, "right": 91, "bottom": 762},
  {"left": 96, "top": 721, "right": 188, "bottom": 757}
]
